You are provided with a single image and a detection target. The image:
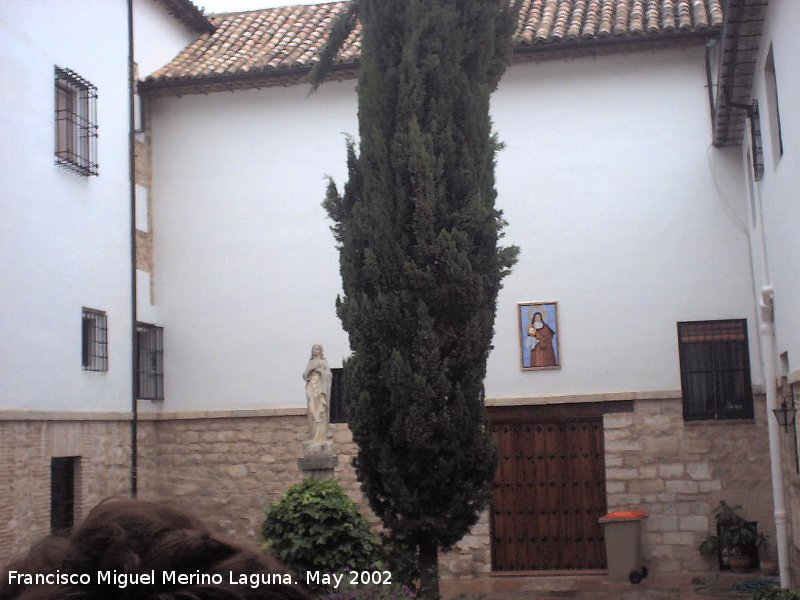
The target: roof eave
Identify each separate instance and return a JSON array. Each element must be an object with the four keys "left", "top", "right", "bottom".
[
  {"left": 711, "top": 0, "right": 769, "bottom": 147},
  {"left": 154, "top": 0, "right": 216, "bottom": 34},
  {"left": 140, "top": 29, "right": 720, "bottom": 98}
]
